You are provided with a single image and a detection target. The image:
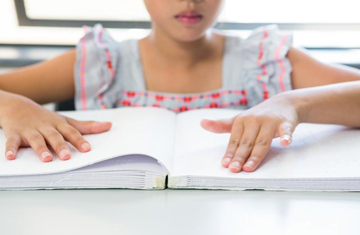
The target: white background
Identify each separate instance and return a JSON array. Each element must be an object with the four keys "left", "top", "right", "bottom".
[{"left": 1, "top": 0, "right": 360, "bottom": 47}]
